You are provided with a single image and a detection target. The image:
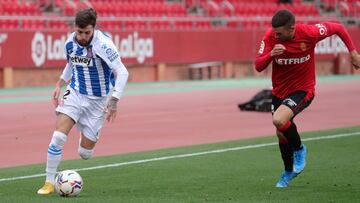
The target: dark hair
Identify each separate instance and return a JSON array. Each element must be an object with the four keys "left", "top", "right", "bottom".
[
  {"left": 271, "top": 10, "right": 295, "bottom": 28},
  {"left": 75, "top": 8, "right": 97, "bottom": 28}
]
